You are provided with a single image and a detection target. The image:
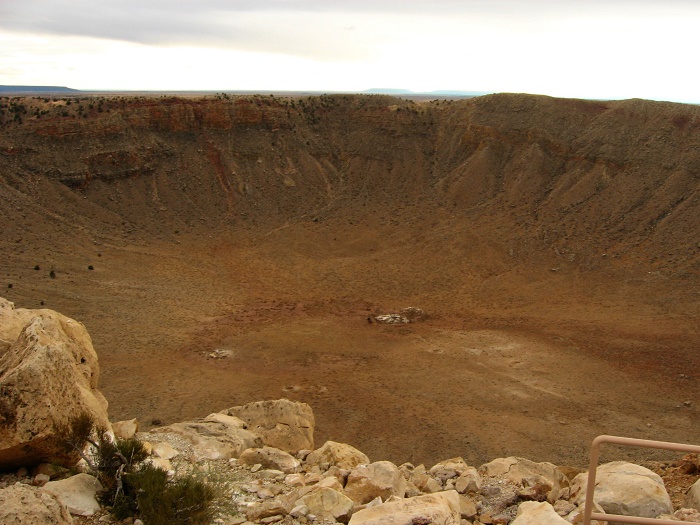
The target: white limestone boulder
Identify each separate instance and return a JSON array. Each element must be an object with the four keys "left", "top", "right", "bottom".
[
  {"left": 511, "top": 501, "right": 571, "bottom": 525},
  {"left": 570, "top": 461, "right": 672, "bottom": 519},
  {"left": 224, "top": 399, "right": 314, "bottom": 453},
  {"left": 42, "top": 473, "right": 102, "bottom": 517},
  {"left": 344, "top": 460, "right": 407, "bottom": 504},
  {"left": 0, "top": 482, "right": 74, "bottom": 524},
  {"left": 348, "top": 490, "right": 461, "bottom": 525},
  {"left": 0, "top": 305, "right": 110, "bottom": 469},
  {"left": 238, "top": 446, "right": 301, "bottom": 473},
  {"left": 305, "top": 440, "right": 370, "bottom": 471}
]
